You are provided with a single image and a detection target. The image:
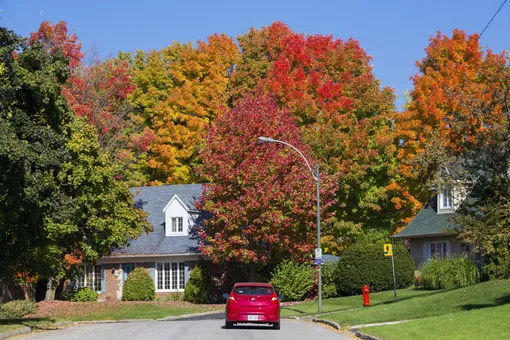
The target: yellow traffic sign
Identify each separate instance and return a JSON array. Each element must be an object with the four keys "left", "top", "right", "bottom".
[{"left": 384, "top": 243, "right": 393, "bottom": 257}]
